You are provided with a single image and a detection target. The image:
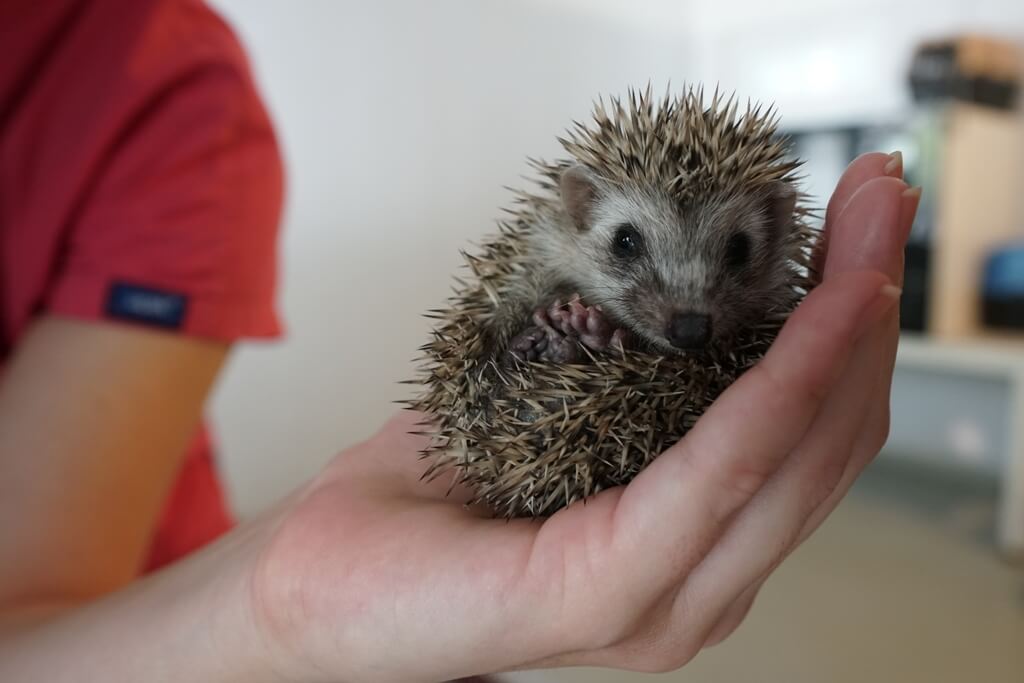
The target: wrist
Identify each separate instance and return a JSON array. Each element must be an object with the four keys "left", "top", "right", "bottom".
[
  {"left": 178, "top": 501, "right": 302, "bottom": 683},
  {"left": 105, "top": 512, "right": 292, "bottom": 683}
]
